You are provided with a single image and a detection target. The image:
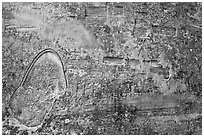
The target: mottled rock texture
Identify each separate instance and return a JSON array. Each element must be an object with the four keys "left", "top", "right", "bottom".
[{"left": 2, "top": 2, "right": 202, "bottom": 135}]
